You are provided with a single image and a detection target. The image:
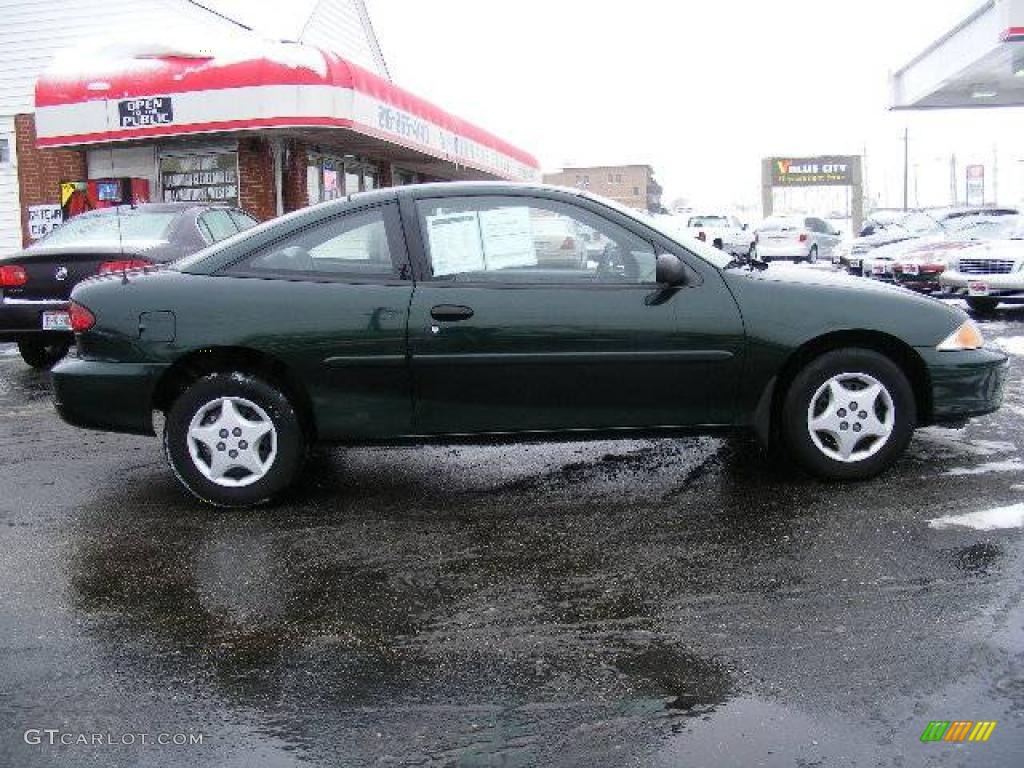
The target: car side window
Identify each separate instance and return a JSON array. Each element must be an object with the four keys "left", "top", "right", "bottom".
[
  {"left": 199, "top": 210, "right": 239, "bottom": 244},
  {"left": 416, "top": 196, "right": 657, "bottom": 284},
  {"left": 228, "top": 209, "right": 259, "bottom": 232},
  {"left": 227, "top": 205, "right": 403, "bottom": 280}
]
